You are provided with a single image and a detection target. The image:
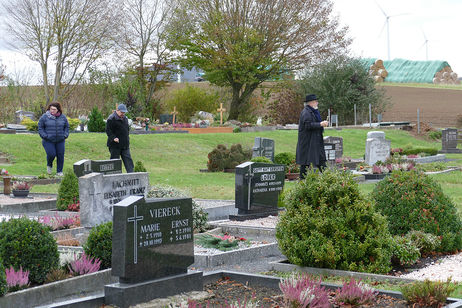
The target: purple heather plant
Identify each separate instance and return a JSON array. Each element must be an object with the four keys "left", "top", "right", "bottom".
[
  {"left": 5, "top": 266, "right": 30, "bottom": 292},
  {"left": 38, "top": 214, "right": 79, "bottom": 231},
  {"left": 334, "top": 278, "right": 377, "bottom": 307},
  {"left": 279, "top": 274, "right": 330, "bottom": 308},
  {"left": 68, "top": 254, "right": 101, "bottom": 276}
]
